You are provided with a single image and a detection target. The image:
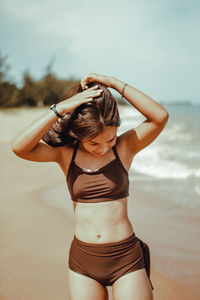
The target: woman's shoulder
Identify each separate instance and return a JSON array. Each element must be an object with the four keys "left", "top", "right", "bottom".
[
  {"left": 115, "top": 130, "right": 137, "bottom": 163},
  {"left": 58, "top": 142, "right": 77, "bottom": 171}
]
